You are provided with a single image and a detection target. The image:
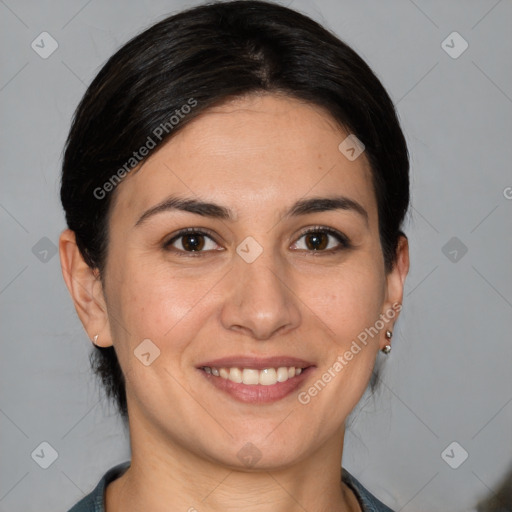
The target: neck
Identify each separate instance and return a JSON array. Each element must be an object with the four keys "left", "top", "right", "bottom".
[{"left": 106, "top": 415, "right": 360, "bottom": 512}]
